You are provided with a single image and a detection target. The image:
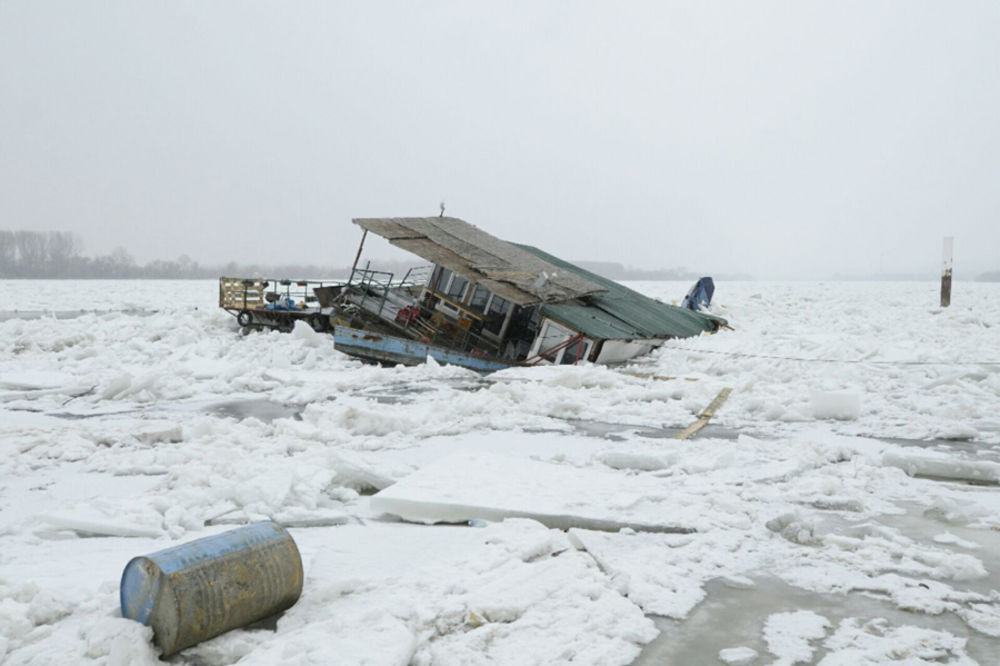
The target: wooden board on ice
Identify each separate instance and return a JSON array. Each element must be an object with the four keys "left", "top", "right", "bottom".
[{"left": 370, "top": 452, "right": 698, "bottom": 533}]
